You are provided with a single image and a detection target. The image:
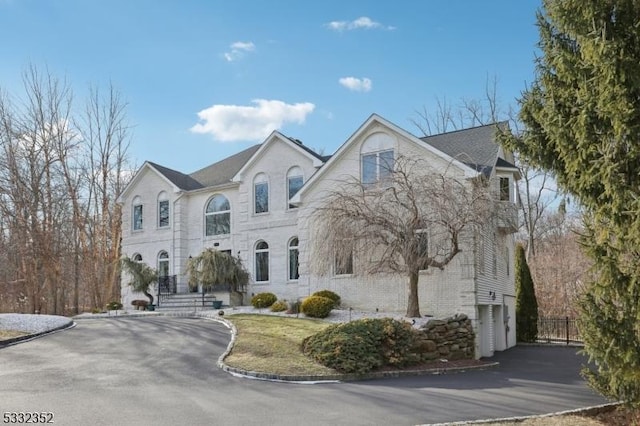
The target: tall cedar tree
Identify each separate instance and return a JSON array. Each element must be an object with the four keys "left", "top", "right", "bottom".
[
  {"left": 515, "top": 244, "right": 538, "bottom": 342},
  {"left": 502, "top": 0, "right": 640, "bottom": 405}
]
